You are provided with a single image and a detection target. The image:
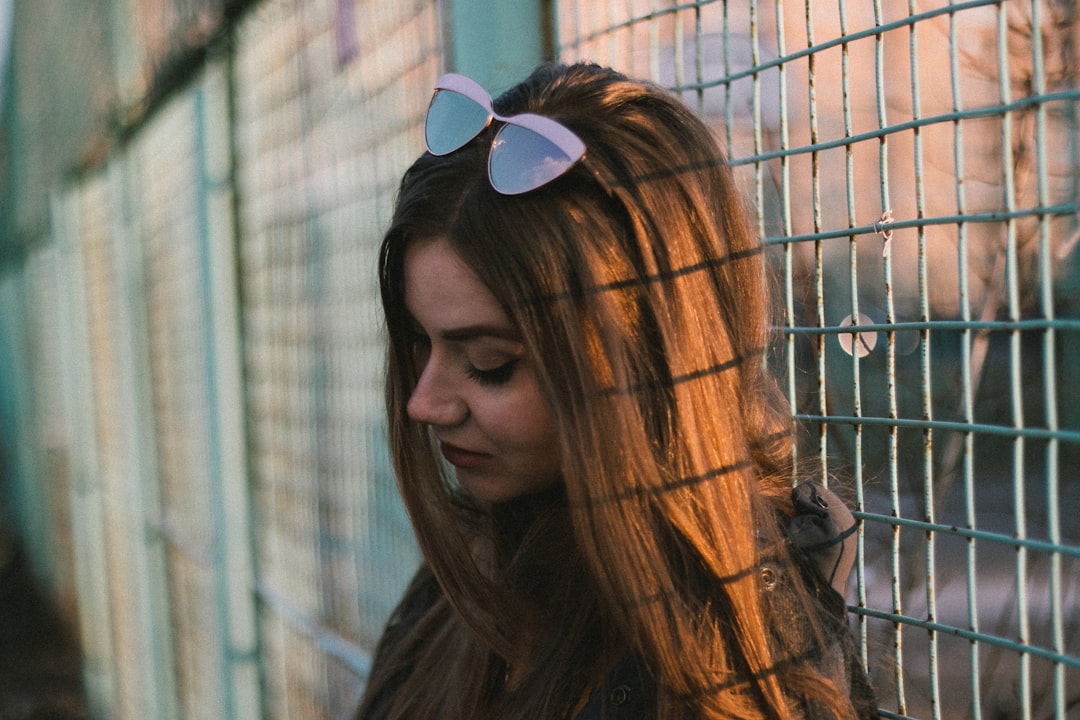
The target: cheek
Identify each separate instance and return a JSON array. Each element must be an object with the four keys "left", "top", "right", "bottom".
[
  {"left": 501, "top": 401, "right": 562, "bottom": 487},
  {"left": 515, "top": 410, "right": 559, "bottom": 454},
  {"left": 483, "top": 388, "right": 558, "bottom": 453}
]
